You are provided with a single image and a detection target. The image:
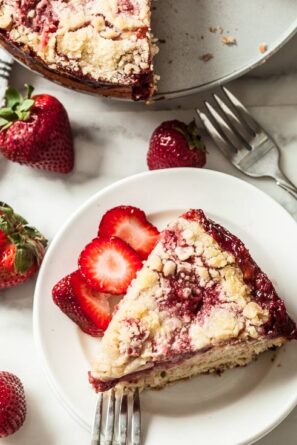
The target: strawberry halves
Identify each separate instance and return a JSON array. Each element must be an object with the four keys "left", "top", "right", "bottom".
[{"left": 0, "top": 202, "right": 47, "bottom": 289}]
